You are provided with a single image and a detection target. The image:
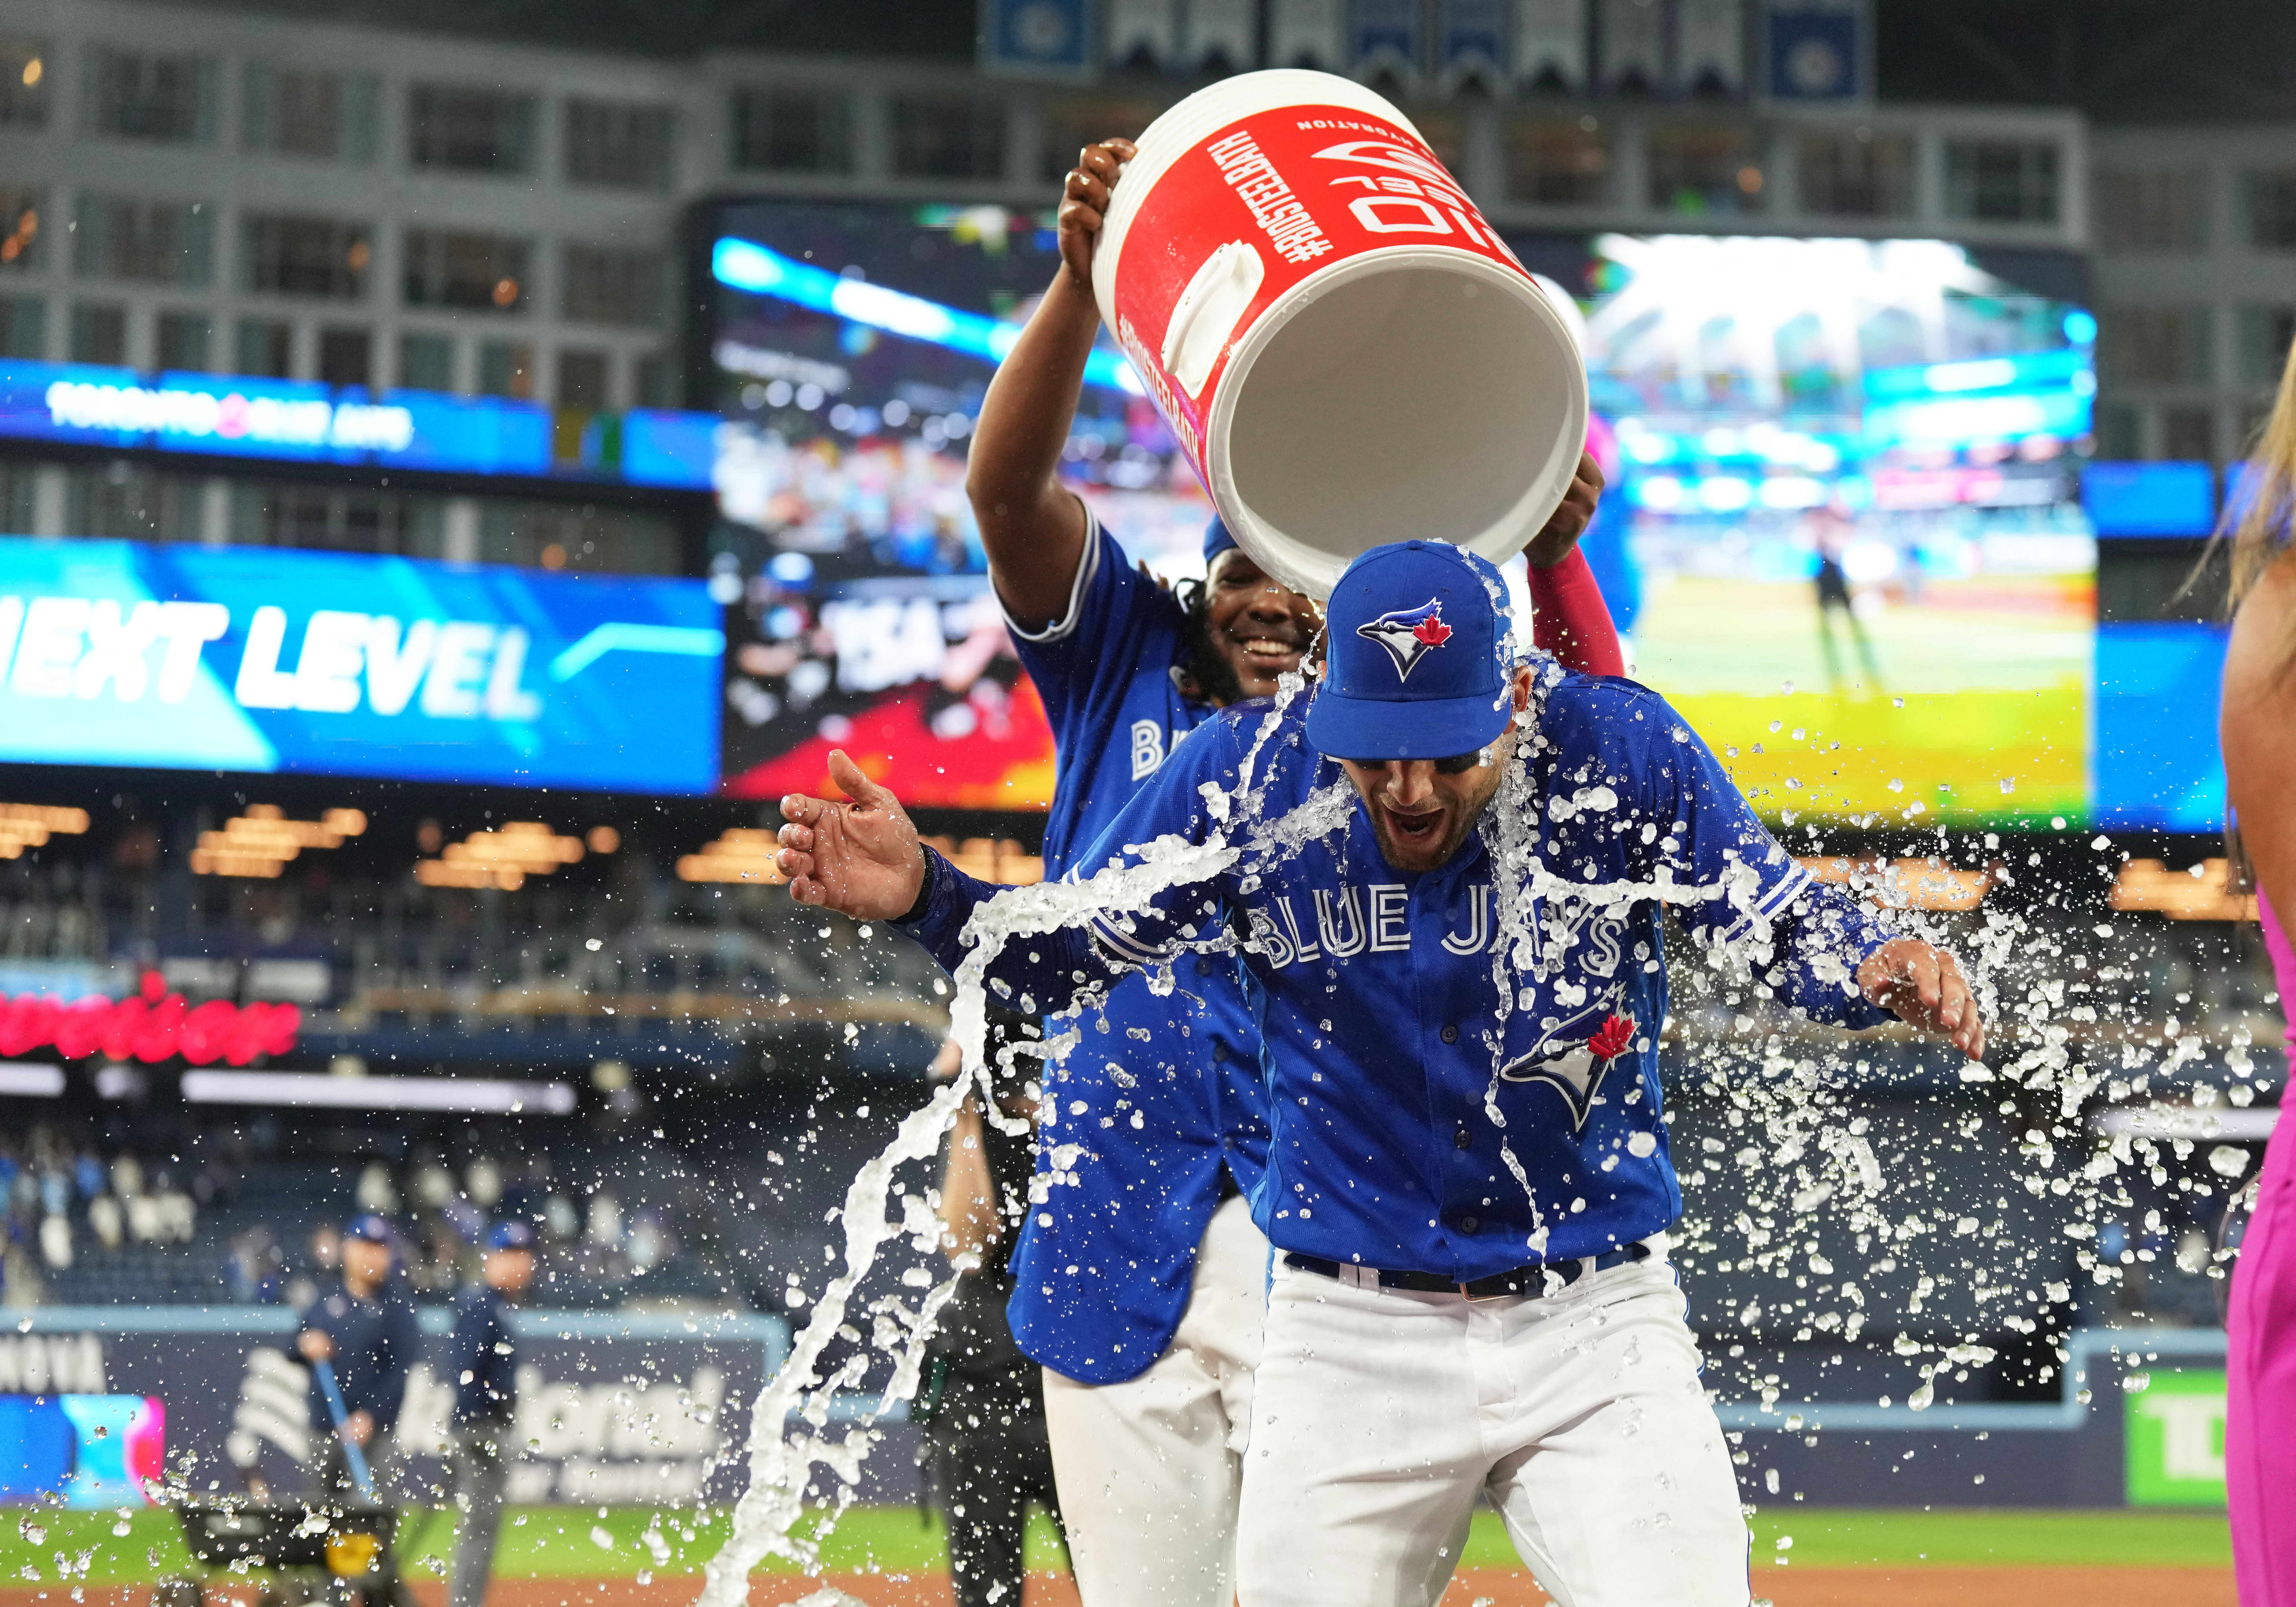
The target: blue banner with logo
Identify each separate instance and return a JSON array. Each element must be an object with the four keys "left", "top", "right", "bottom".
[
  {"left": 0, "top": 360, "right": 717, "bottom": 489},
  {"left": 0, "top": 540, "right": 723, "bottom": 793}
]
